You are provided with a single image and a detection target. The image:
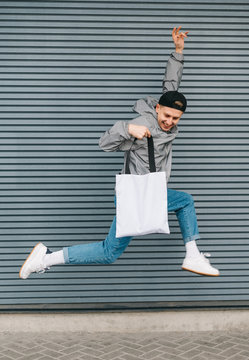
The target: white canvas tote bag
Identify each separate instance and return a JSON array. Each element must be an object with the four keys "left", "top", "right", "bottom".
[{"left": 116, "top": 136, "right": 169, "bottom": 238}]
